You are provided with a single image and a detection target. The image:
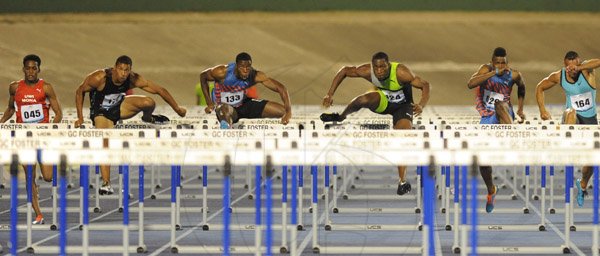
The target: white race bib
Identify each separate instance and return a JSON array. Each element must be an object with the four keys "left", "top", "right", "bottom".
[
  {"left": 382, "top": 90, "right": 406, "bottom": 103},
  {"left": 483, "top": 90, "right": 504, "bottom": 110},
  {"left": 221, "top": 91, "right": 245, "bottom": 106},
  {"left": 570, "top": 91, "right": 593, "bottom": 111},
  {"left": 101, "top": 93, "right": 125, "bottom": 109},
  {"left": 20, "top": 104, "right": 44, "bottom": 123}
]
